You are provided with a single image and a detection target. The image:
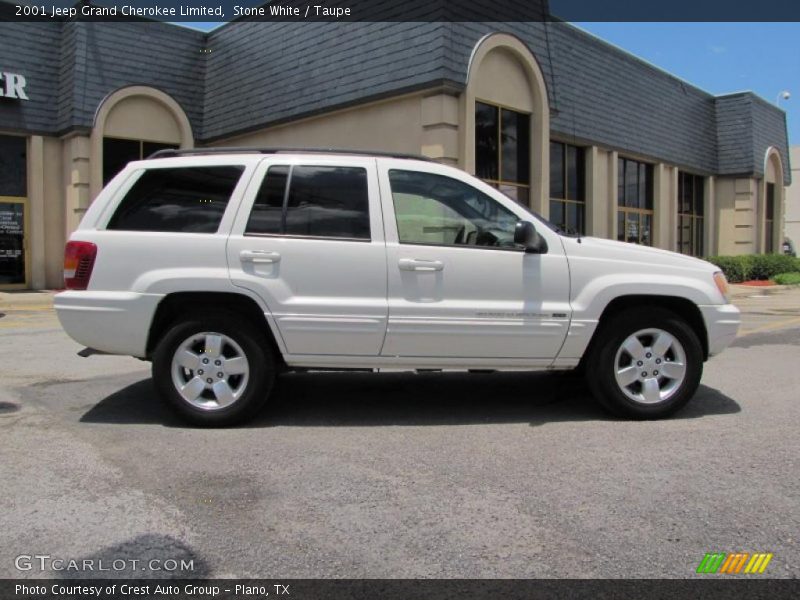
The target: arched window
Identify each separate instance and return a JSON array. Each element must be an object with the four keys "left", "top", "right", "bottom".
[
  {"left": 91, "top": 86, "right": 193, "bottom": 198},
  {"left": 465, "top": 34, "right": 549, "bottom": 215}
]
